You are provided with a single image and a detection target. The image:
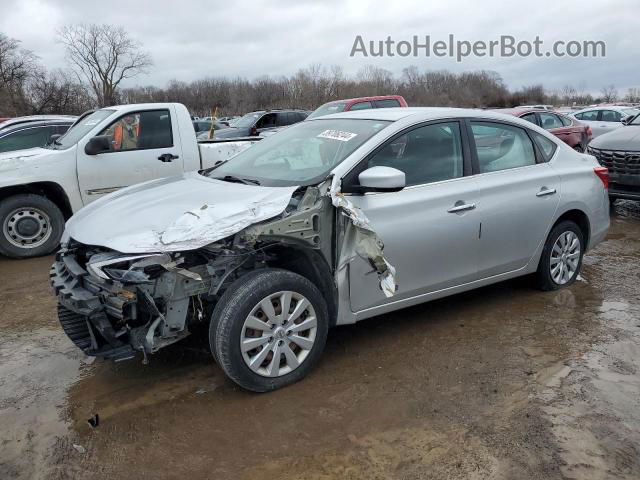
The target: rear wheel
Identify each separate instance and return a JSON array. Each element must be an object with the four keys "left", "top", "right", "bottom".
[
  {"left": 534, "top": 220, "right": 584, "bottom": 291},
  {"left": 0, "top": 194, "right": 65, "bottom": 258},
  {"left": 210, "top": 269, "right": 329, "bottom": 392}
]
